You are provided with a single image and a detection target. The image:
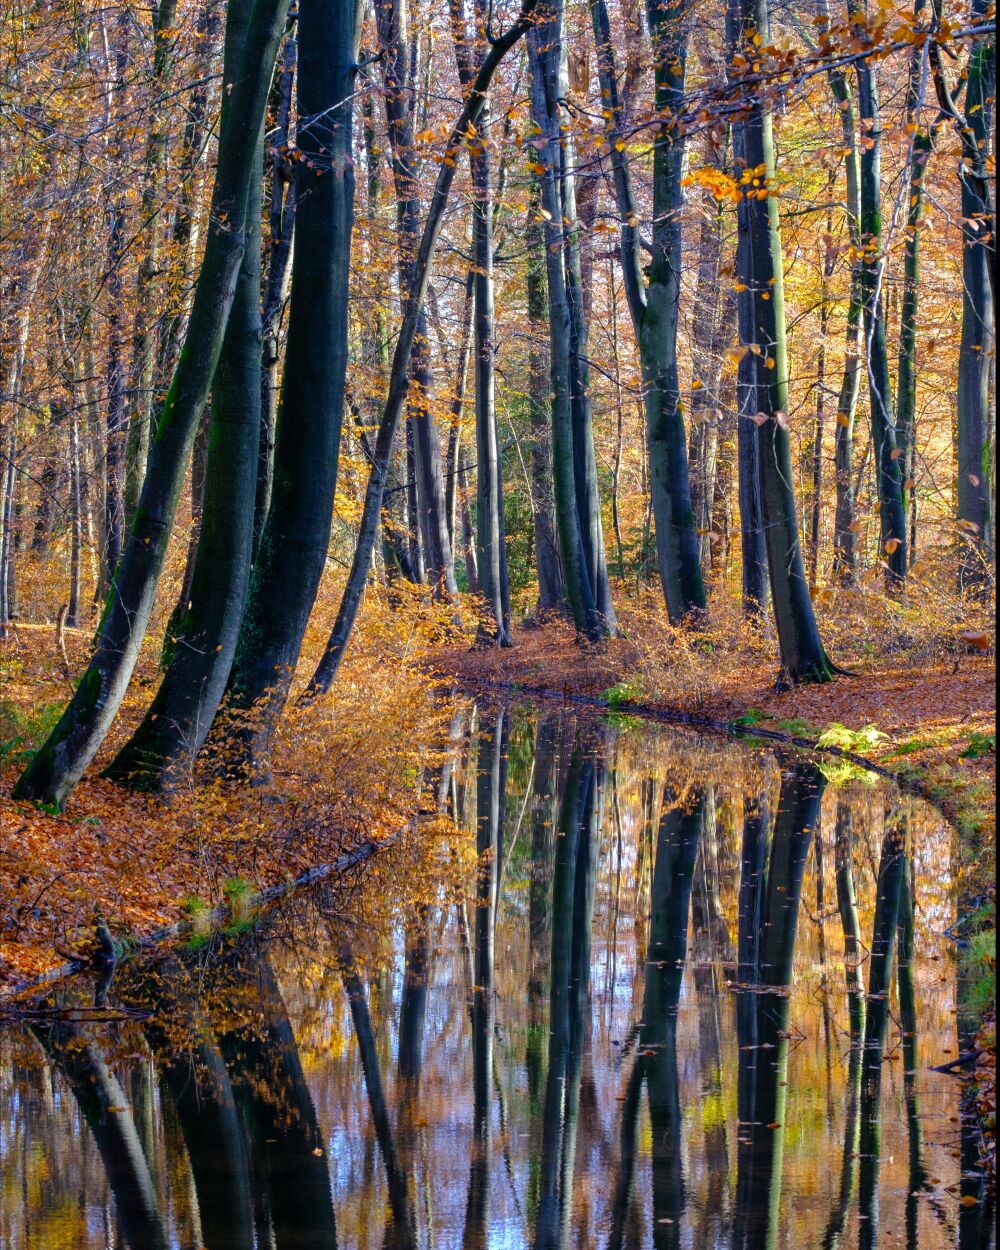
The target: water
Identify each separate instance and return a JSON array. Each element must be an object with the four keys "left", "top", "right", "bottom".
[{"left": 0, "top": 701, "right": 992, "bottom": 1249}]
